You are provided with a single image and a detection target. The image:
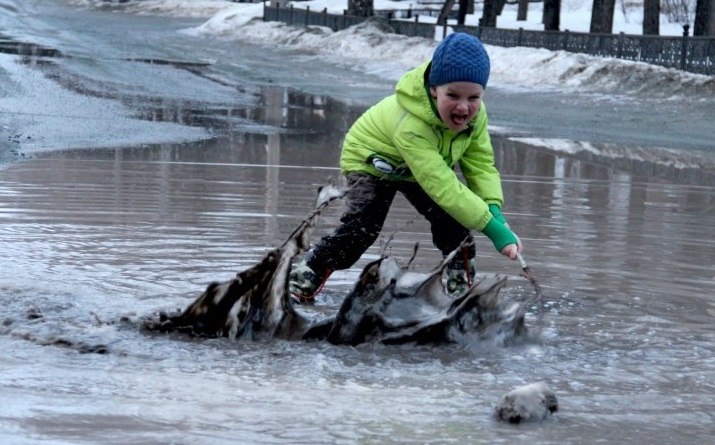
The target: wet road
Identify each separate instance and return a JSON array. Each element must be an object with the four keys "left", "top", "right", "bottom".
[{"left": 1, "top": 1, "right": 714, "bottom": 444}]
